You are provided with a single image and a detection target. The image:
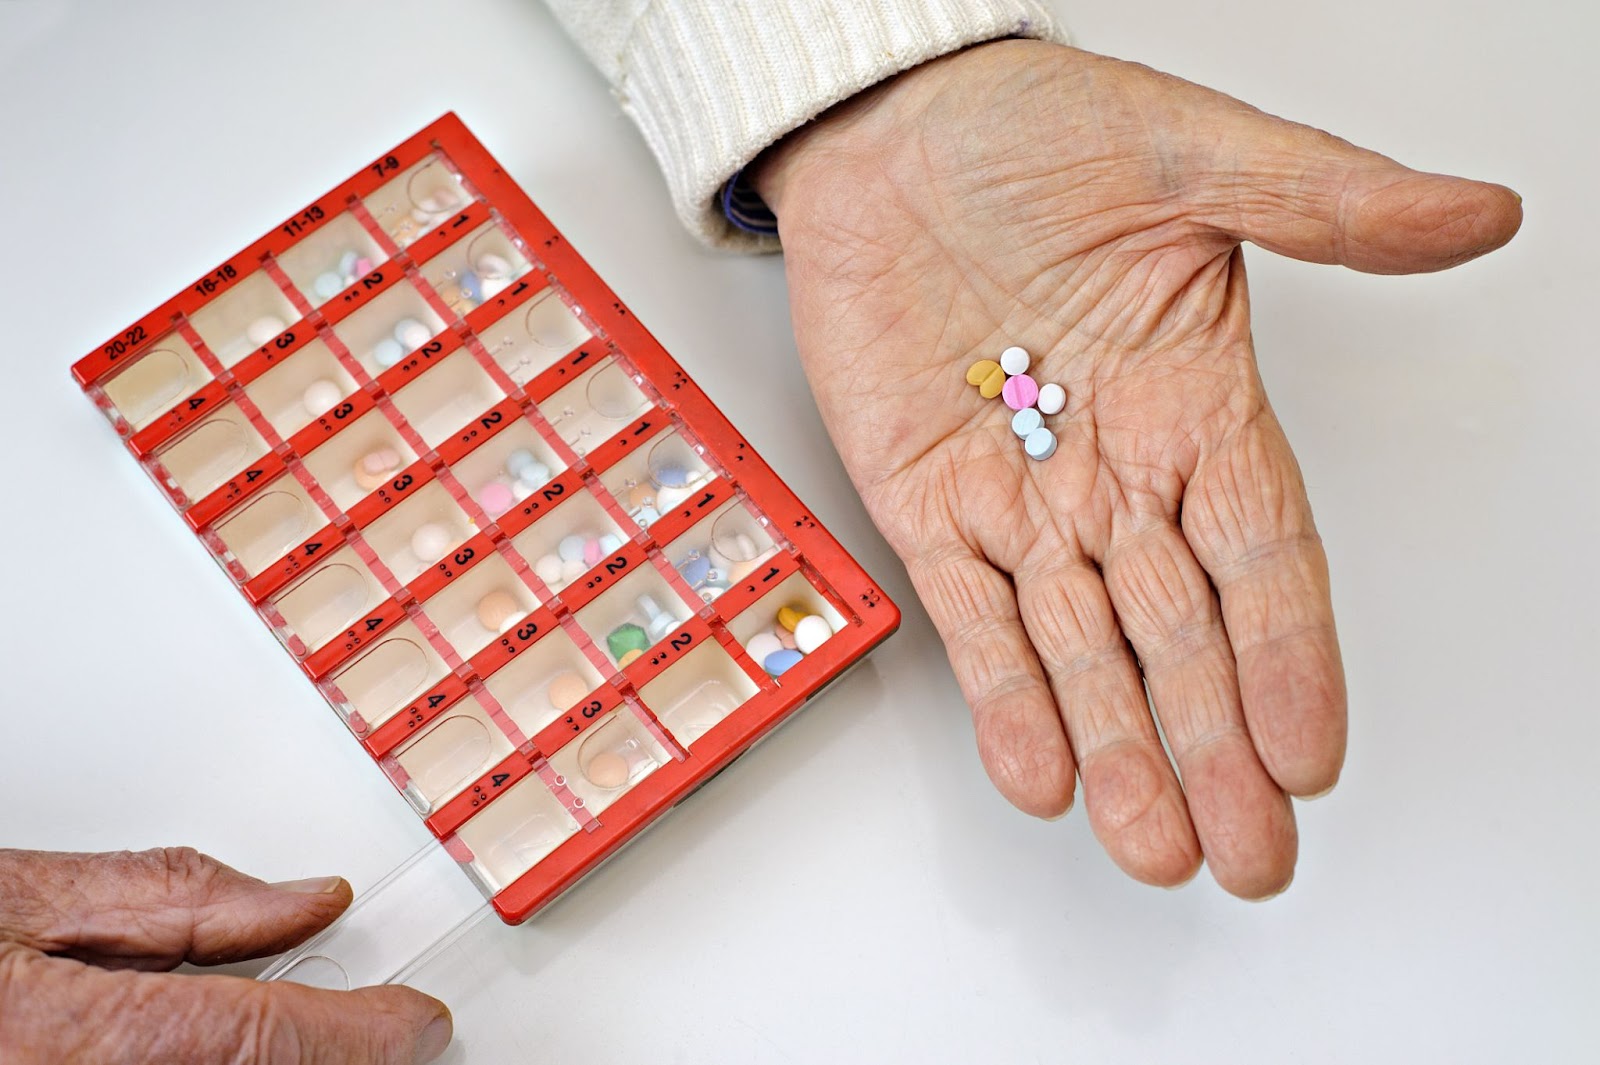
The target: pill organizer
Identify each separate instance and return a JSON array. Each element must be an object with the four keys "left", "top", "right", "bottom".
[{"left": 70, "top": 114, "right": 899, "bottom": 970}]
